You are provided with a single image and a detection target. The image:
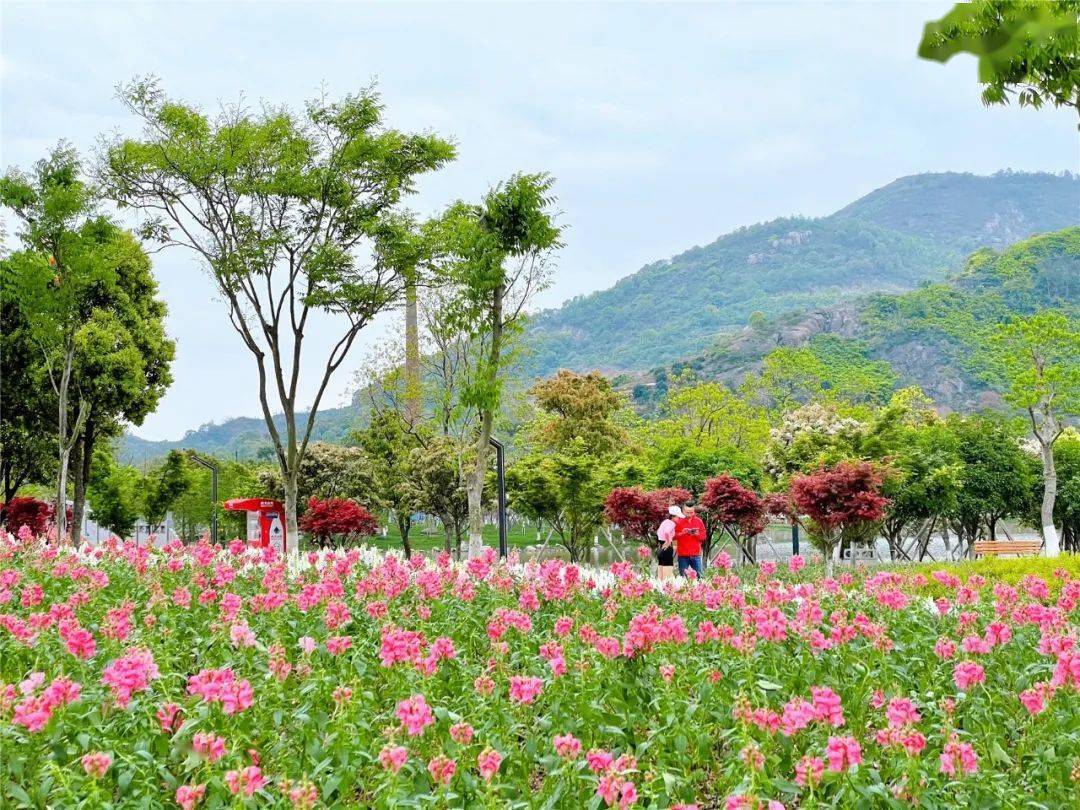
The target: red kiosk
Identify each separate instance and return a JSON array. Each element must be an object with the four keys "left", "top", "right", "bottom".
[{"left": 223, "top": 498, "right": 285, "bottom": 551}]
